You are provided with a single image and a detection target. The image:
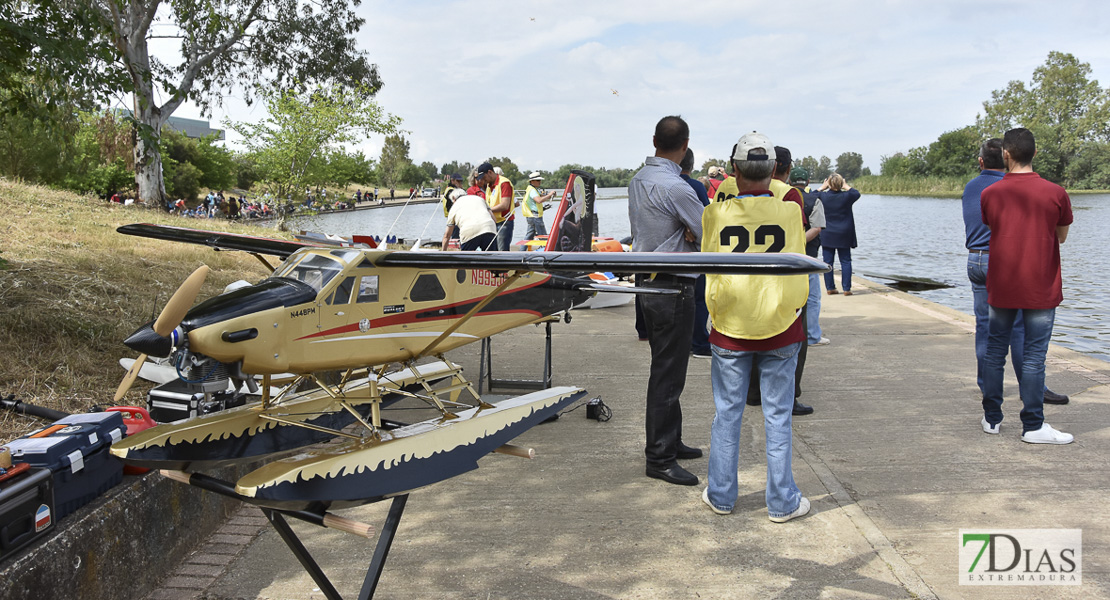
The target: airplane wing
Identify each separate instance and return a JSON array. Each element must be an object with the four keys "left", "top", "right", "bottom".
[
  {"left": 377, "top": 250, "right": 829, "bottom": 275},
  {"left": 118, "top": 223, "right": 310, "bottom": 258},
  {"left": 119, "top": 223, "right": 829, "bottom": 275}
]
